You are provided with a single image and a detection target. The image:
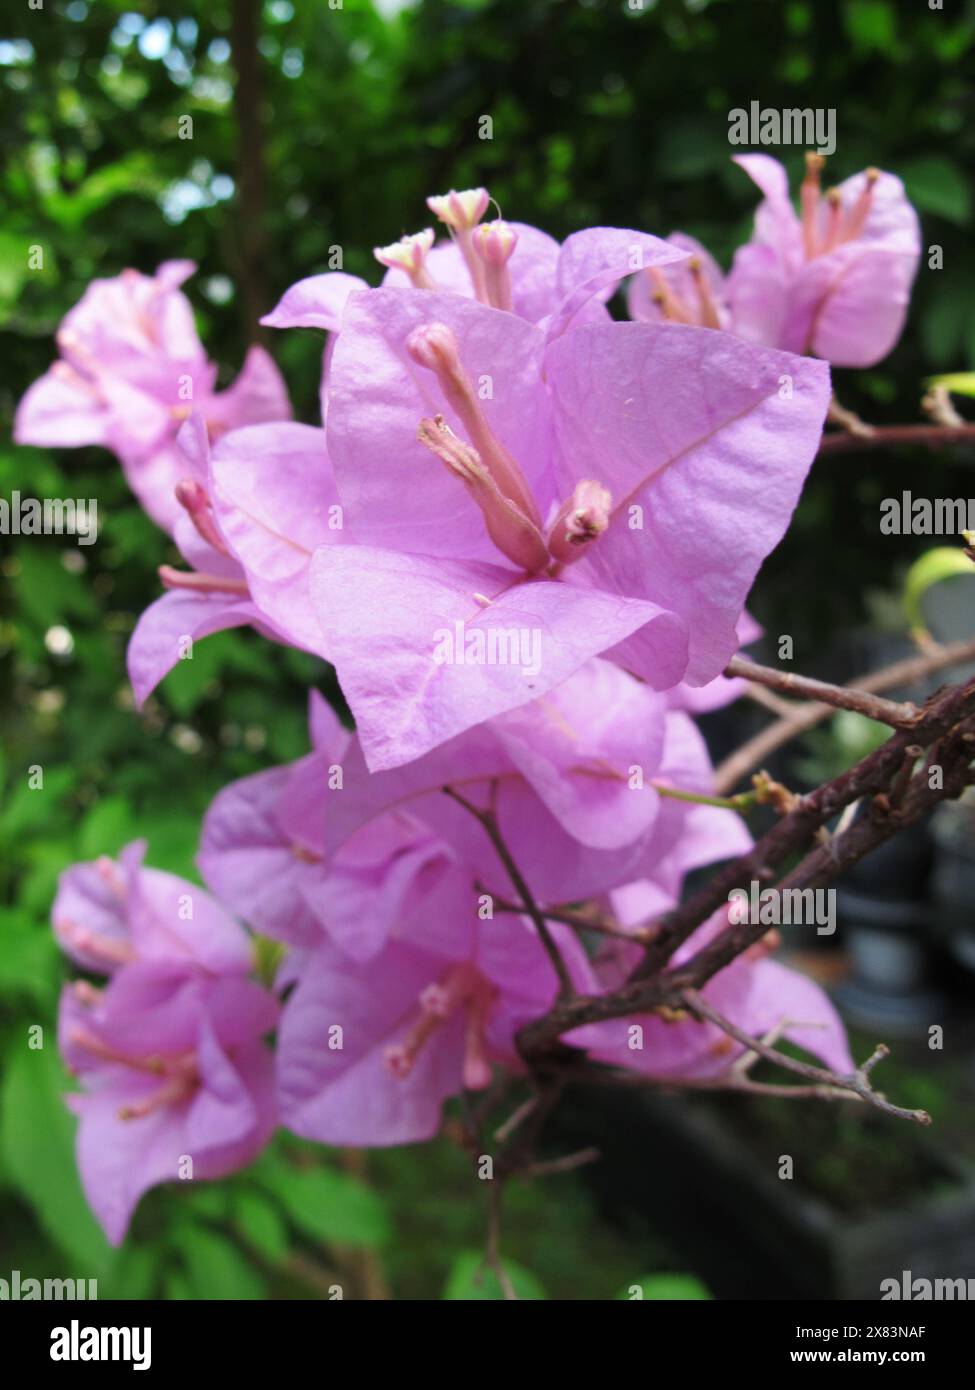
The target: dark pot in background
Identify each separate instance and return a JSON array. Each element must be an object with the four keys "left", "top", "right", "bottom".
[
  {"left": 562, "top": 1088, "right": 975, "bottom": 1301},
  {"left": 832, "top": 815, "right": 943, "bottom": 1035},
  {"left": 930, "top": 793, "right": 975, "bottom": 975}
]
